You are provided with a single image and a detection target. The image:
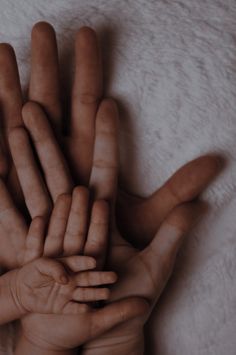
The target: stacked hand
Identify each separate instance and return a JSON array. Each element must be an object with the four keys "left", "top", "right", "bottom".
[
  {"left": 10, "top": 255, "right": 115, "bottom": 315},
  {"left": 0, "top": 22, "right": 221, "bottom": 355},
  {"left": 0, "top": 102, "right": 148, "bottom": 352}
]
